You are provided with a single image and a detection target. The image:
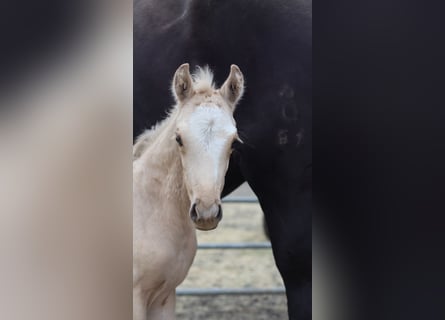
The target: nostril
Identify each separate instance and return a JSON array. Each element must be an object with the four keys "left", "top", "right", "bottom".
[
  {"left": 190, "top": 203, "right": 198, "bottom": 222},
  {"left": 216, "top": 205, "right": 223, "bottom": 221}
]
